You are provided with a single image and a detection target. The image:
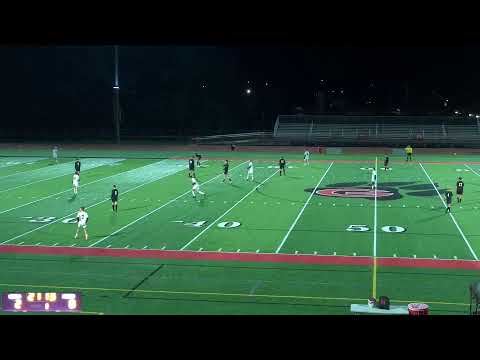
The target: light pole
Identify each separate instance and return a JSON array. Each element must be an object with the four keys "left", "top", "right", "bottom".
[{"left": 113, "top": 45, "right": 121, "bottom": 144}]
